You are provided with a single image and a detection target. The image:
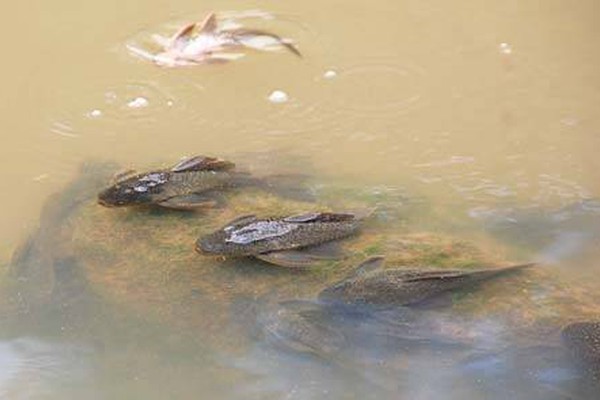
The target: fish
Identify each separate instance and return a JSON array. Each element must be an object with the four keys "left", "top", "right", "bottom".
[
  {"left": 196, "top": 211, "right": 367, "bottom": 268},
  {"left": 97, "top": 155, "right": 243, "bottom": 210},
  {"left": 128, "top": 12, "right": 301, "bottom": 67},
  {"left": 561, "top": 321, "right": 600, "bottom": 380},
  {"left": 318, "top": 256, "right": 534, "bottom": 307}
]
